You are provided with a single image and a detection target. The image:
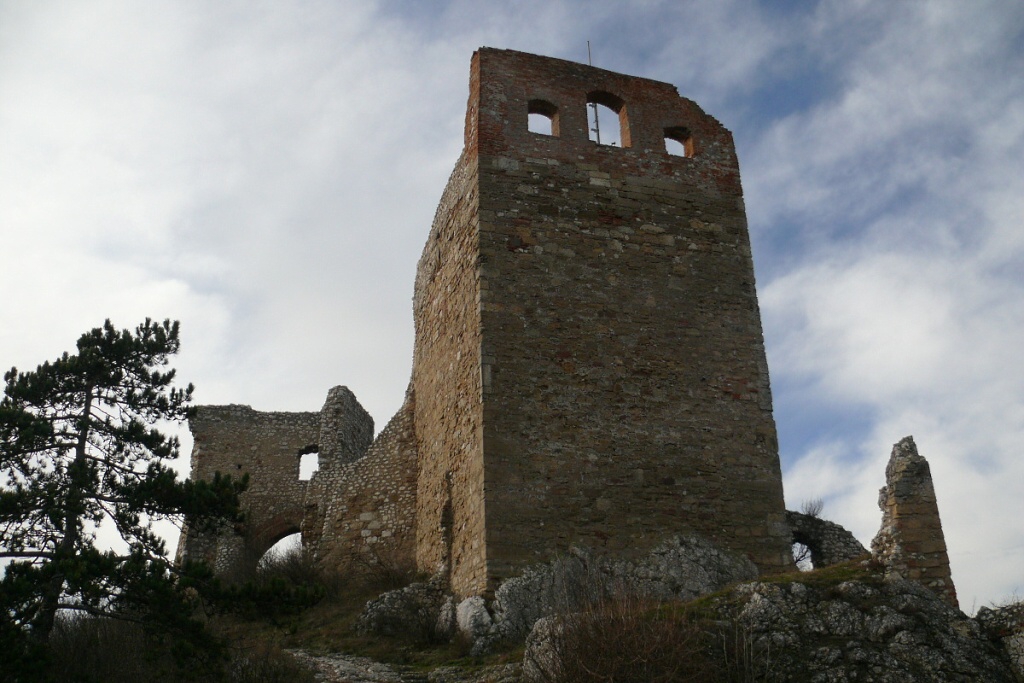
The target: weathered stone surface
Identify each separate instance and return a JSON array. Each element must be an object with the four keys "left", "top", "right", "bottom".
[
  {"left": 355, "top": 573, "right": 450, "bottom": 641},
  {"left": 523, "top": 573, "right": 1018, "bottom": 683},
  {"left": 414, "top": 47, "right": 791, "bottom": 596},
  {"left": 787, "top": 509, "right": 868, "bottom": 568},
  {"left": 713, "top": 577, "right": 1015, "bottom": 682},
  {"left": 872, "top": 436, "right": 958, "bottom": 608},
  {"left": 521, "top": 617, "right": 562, "bottom": 683},
  {"left": 476, "top": 535, "right": 757, "bottom": 650},
  {"left": 307, "top": 387, "right": 418, "bottom": 571},
  {"left": 455, "top": 596, "right": 492, "bottom": 641},
  {"left": 174, "top": 402, "right": 328, "bottom": 576},
  {"left": 976, "top": 601, "right": 1024, "bottom": 680}
]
